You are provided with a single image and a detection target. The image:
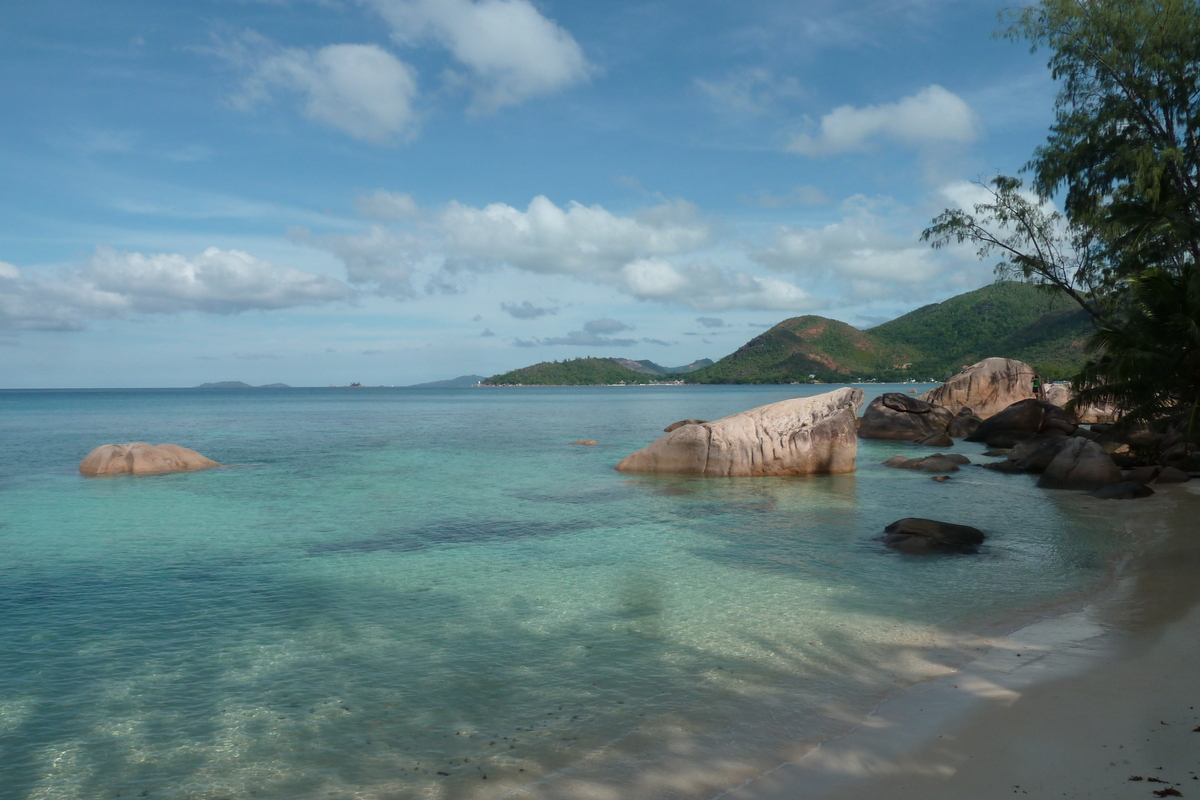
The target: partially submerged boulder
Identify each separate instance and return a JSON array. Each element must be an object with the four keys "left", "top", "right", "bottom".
[
  {"left": 1091, "top": 481, "right": 1155, "bottom": 500},
  {"left": 615, "top": 387, "right": 864, "bottom": 476},
  {"left": 919, "top": 358, "right": 1040, "bottom": 419},
  {"left": 1007, "top": 436, "right": 1070, "bottom": 473},
  {"left": 1155, "top": 465, "right": 1192, "bottom": 483},
  {"left": 916, "top": 431, "right": 954, "bottom": 448},
  {"left": 79, "top": 443, "right": 220, "bottom": 476},
  {"left": 1036, "top": 437, "right": 1122, "bottom": 491},
  {"left": 881, "top": 517, "right": 985, "bottom": 554},
  {"left": 881, "top": 453, "right": 969, "bottom": 472},
  {"left": 857, "top": 393, "right": 954, "bottom": 441},
  {"left": 965, "top": 399, "right": 1079, "bottom": 448}
]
